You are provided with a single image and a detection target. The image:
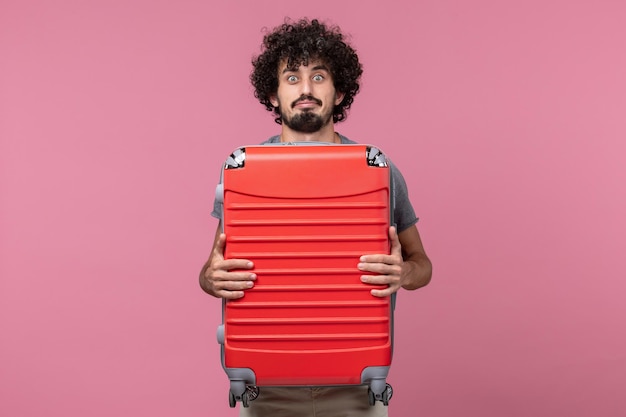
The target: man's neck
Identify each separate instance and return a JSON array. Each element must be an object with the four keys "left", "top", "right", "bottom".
[{"left": 279, "top": 124, "right": 339, "bottom": 143}]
